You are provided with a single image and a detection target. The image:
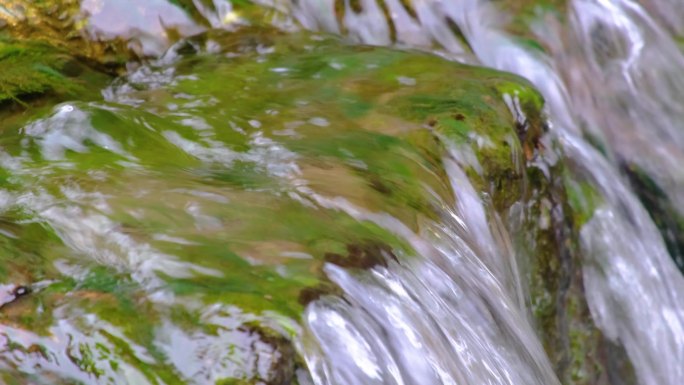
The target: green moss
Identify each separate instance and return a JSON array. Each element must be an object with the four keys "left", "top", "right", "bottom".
[
  {"left": 0, "top": 40, "right": 74, "bottom": 103},
  {"left": 0, "top": 37, "right": 113, "bottom": 125},
  {"left": 565, "top": 177, "right": 602, "bottom": 227}
]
